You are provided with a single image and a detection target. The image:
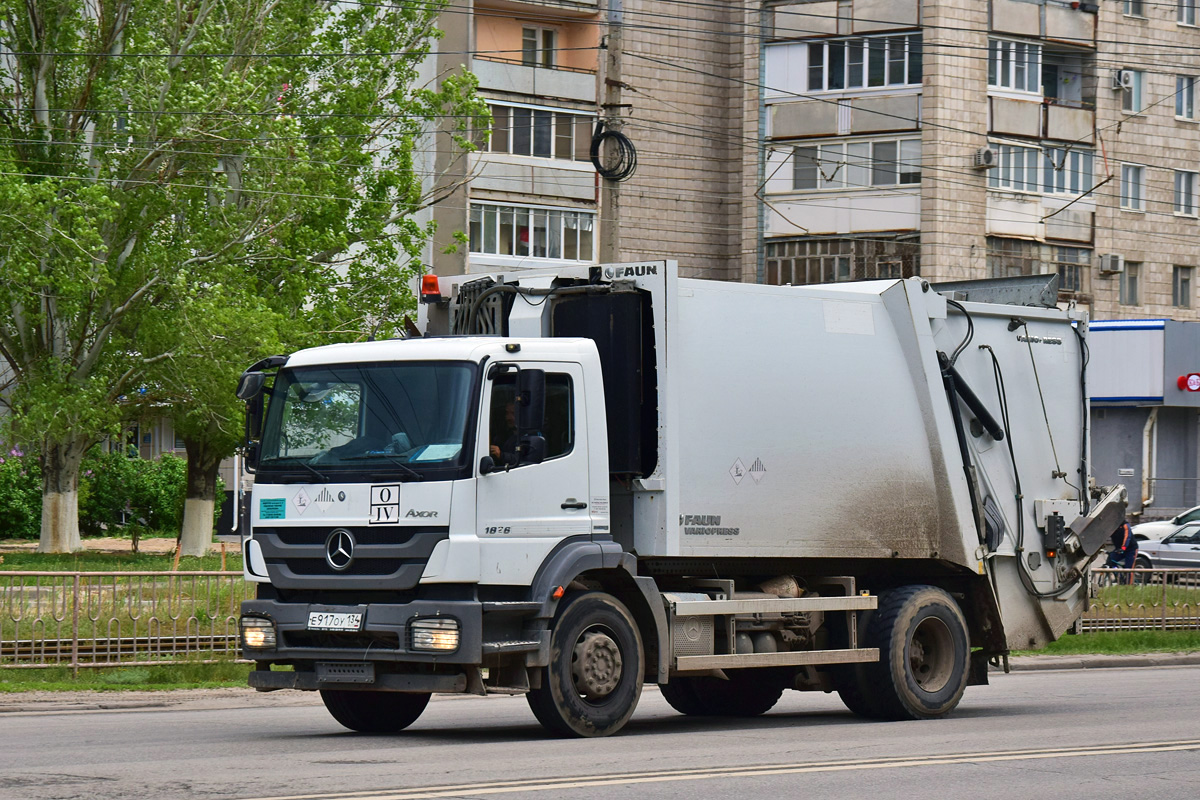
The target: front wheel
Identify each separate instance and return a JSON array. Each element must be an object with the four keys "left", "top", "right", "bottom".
[
  {"left": 527, "top": 591, "right": 644, "bottom": 737},
  {"left": 320, "top": 689, "right": 430, "bottom": 733}
]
